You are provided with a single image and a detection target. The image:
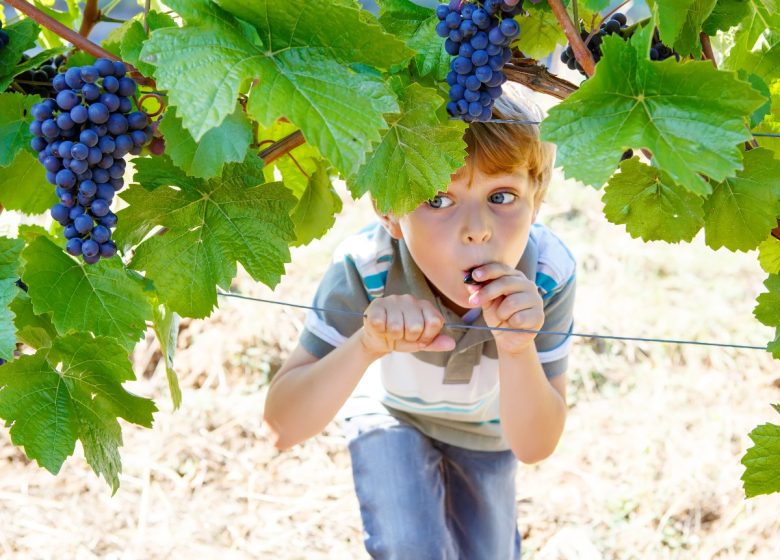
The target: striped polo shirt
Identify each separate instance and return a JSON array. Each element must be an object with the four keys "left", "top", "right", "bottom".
[{"left": 300, "top": 221, "right": 577, "bottom": 451}]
